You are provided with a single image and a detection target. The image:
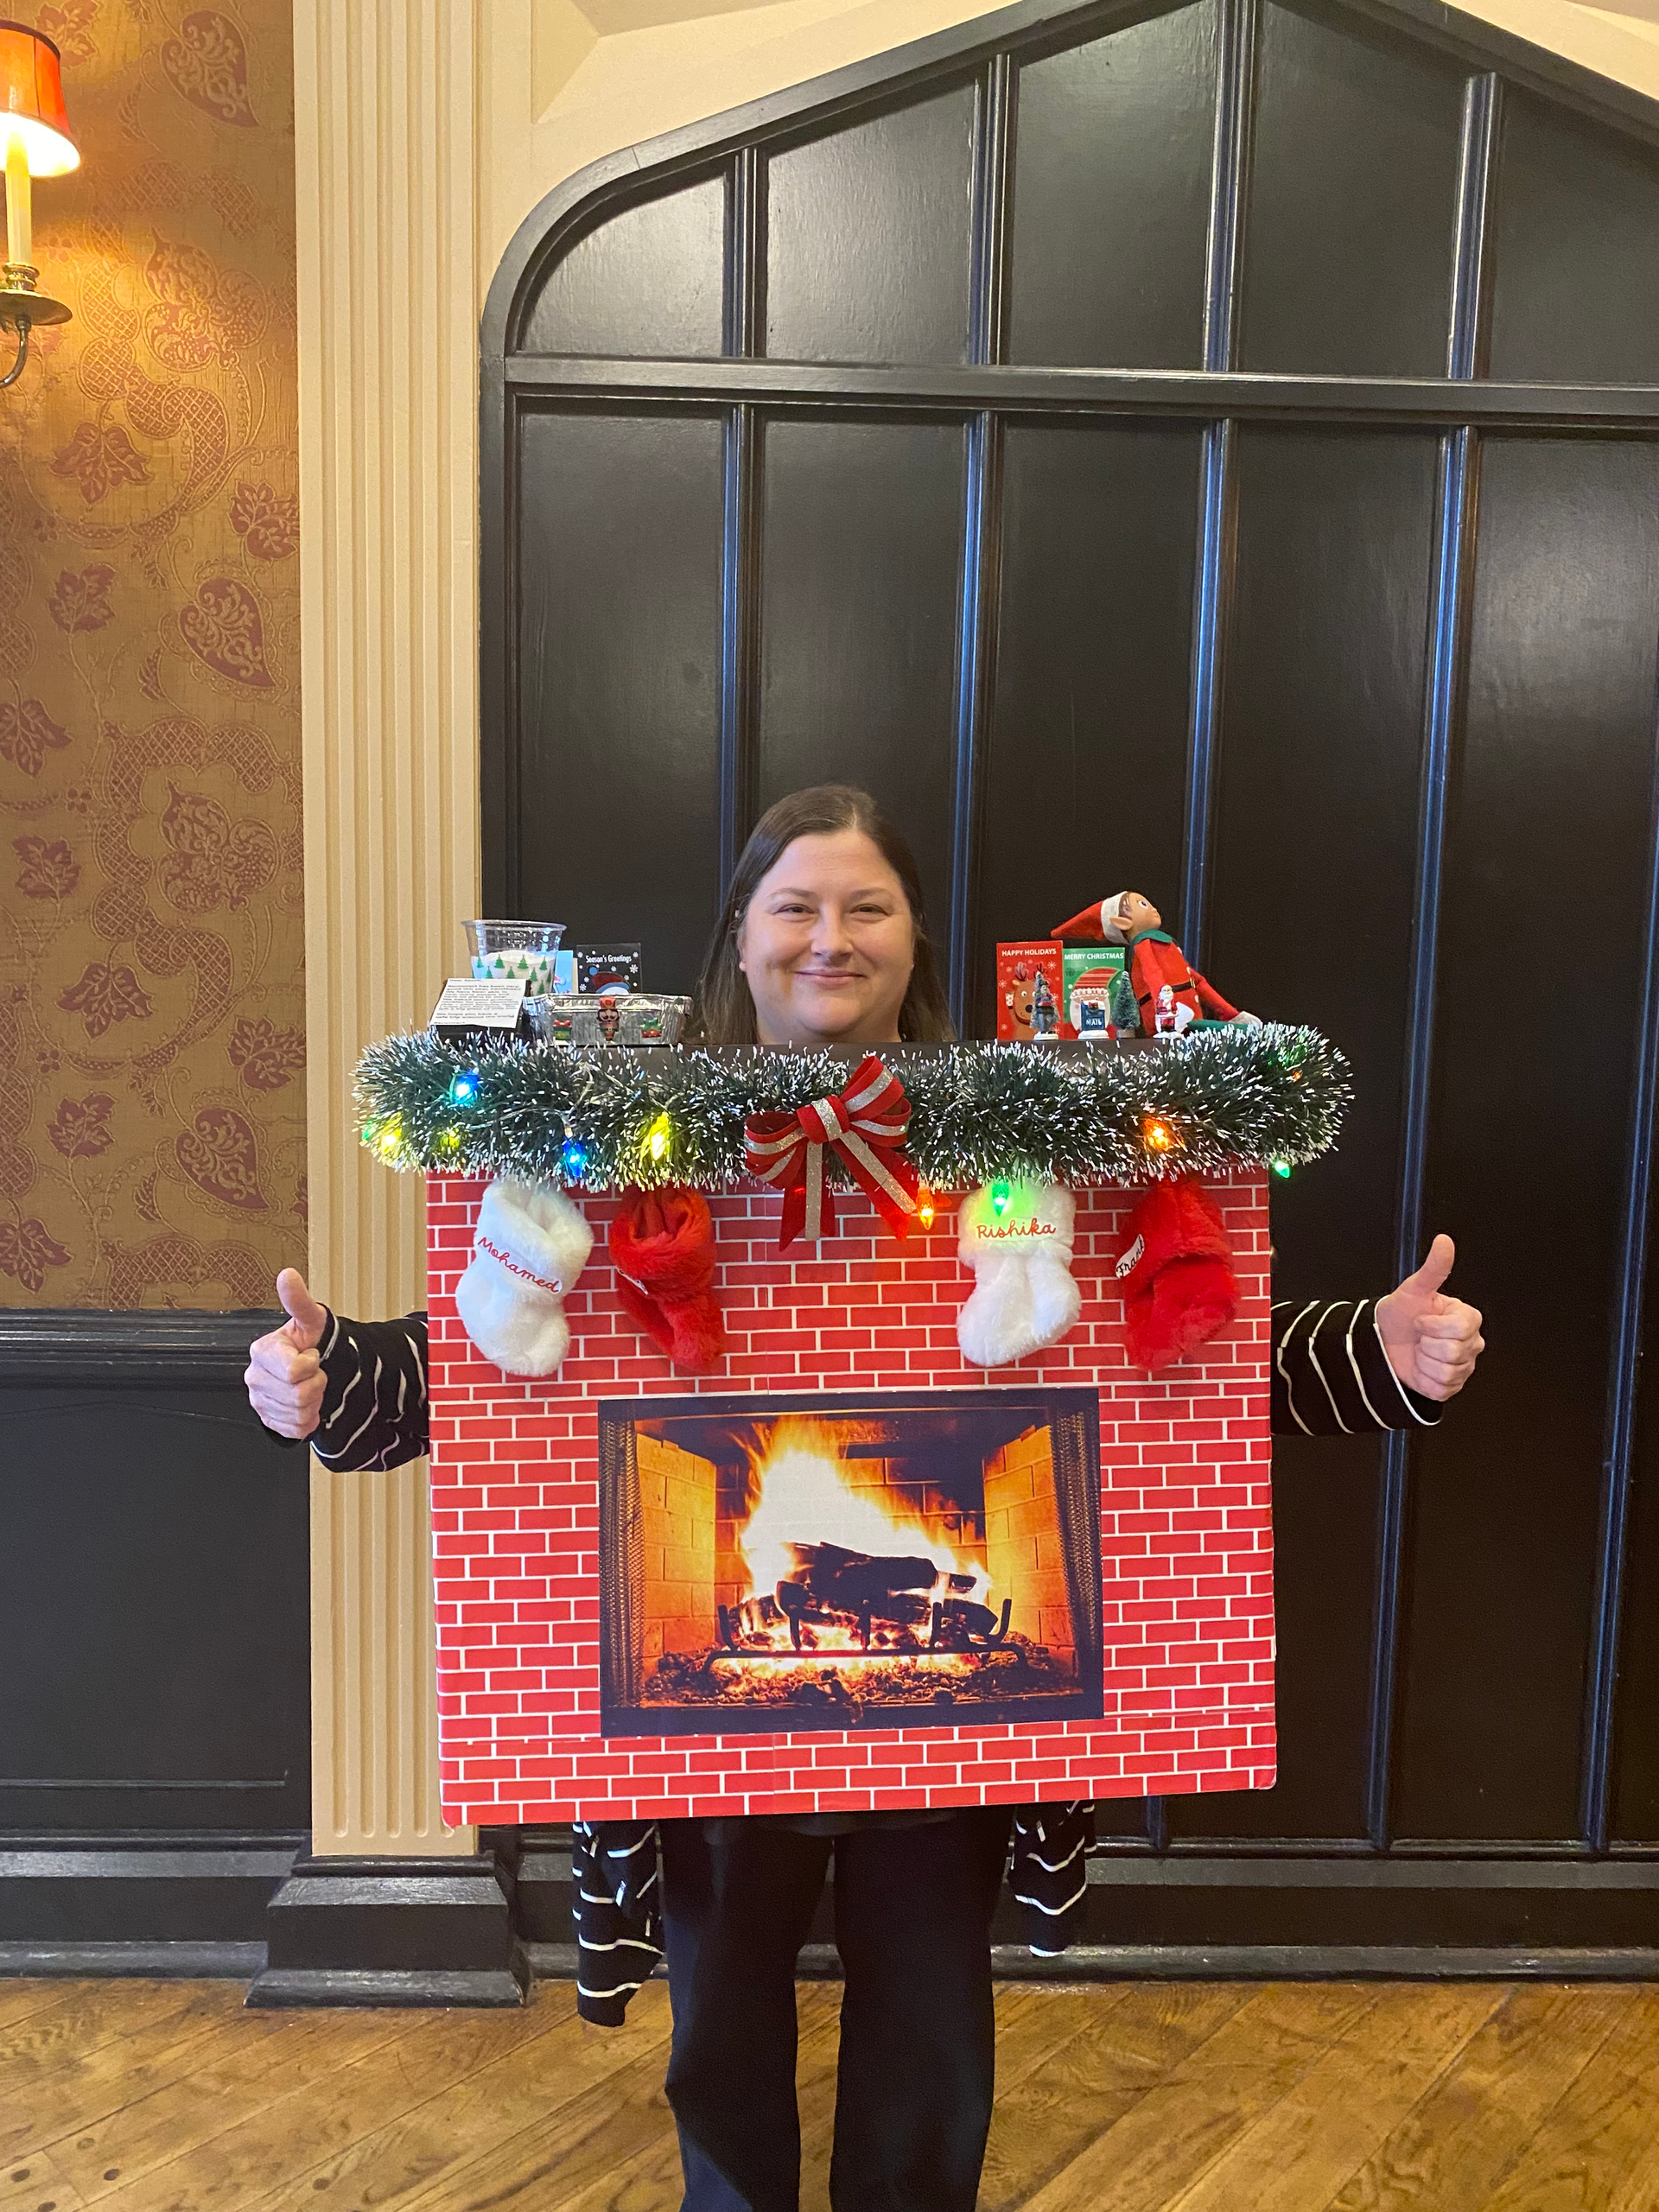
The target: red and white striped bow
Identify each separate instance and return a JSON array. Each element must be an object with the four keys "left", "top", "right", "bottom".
[{"left": 743, "top": 1054, "right": 922, "bottom": 1249}]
